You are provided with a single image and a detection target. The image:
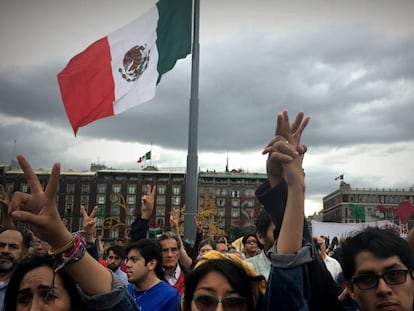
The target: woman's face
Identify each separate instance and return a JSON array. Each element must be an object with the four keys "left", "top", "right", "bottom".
[
  {"left": 199, "top": 244, "right": 213, "bottom": 257},
  {"left": 16, "top": 266, "right": 71, "bottom": 311},
  {"left": 191, "top": 271, "right": 247, "bottom": 311}
]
